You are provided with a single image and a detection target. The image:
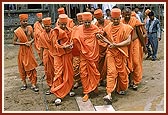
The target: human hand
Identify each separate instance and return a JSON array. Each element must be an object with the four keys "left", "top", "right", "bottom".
[
  {"left": 25, "top": 41, "right": 31, "bottom": 47},
  {"left": 108, "top": 43, "right": 115, "bottom": 49},
  {"left": 143, "top": 47, "right": 148, "bottom": 55},
  {"left": 95, "top": 33, "right": 101, "bottom": 39}
]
